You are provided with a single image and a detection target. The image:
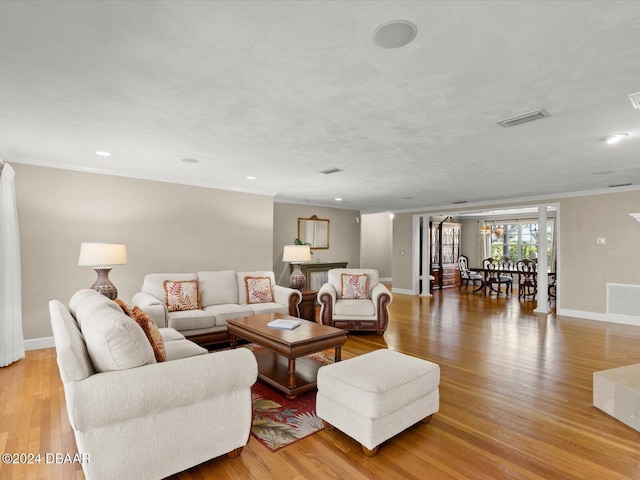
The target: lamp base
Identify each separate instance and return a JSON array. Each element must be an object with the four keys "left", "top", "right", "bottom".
[
  {"left": 289, "top": 264, "right": 306, "bottom": 290},
  {"left": 91, "top": 267, "right": 118, "bottom": 300}
]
